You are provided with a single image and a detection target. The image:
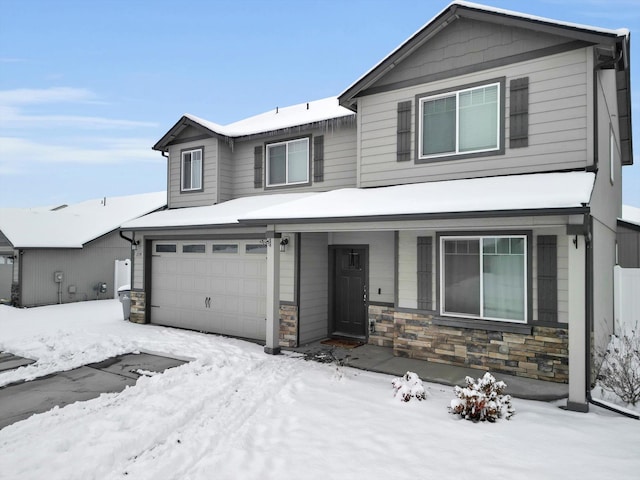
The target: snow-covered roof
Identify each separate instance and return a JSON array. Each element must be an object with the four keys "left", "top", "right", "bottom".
[
  {"left": 240, "top": 172, "right": 595, "bottom": 223},
  {"left": 121, "top": 192, "right": 316, "bottom": 230},
  {"left": 0, "top": 192, "right": 167, "bottom": 248},
  {"left": 339, "top": 1, "right": 629, "bottom": 107},
  {"left": 185, "top": 97, "right": 354, "bottom": 138},
  {"left": 620, "top": 205, "right": 640, "bottom": 228}
]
